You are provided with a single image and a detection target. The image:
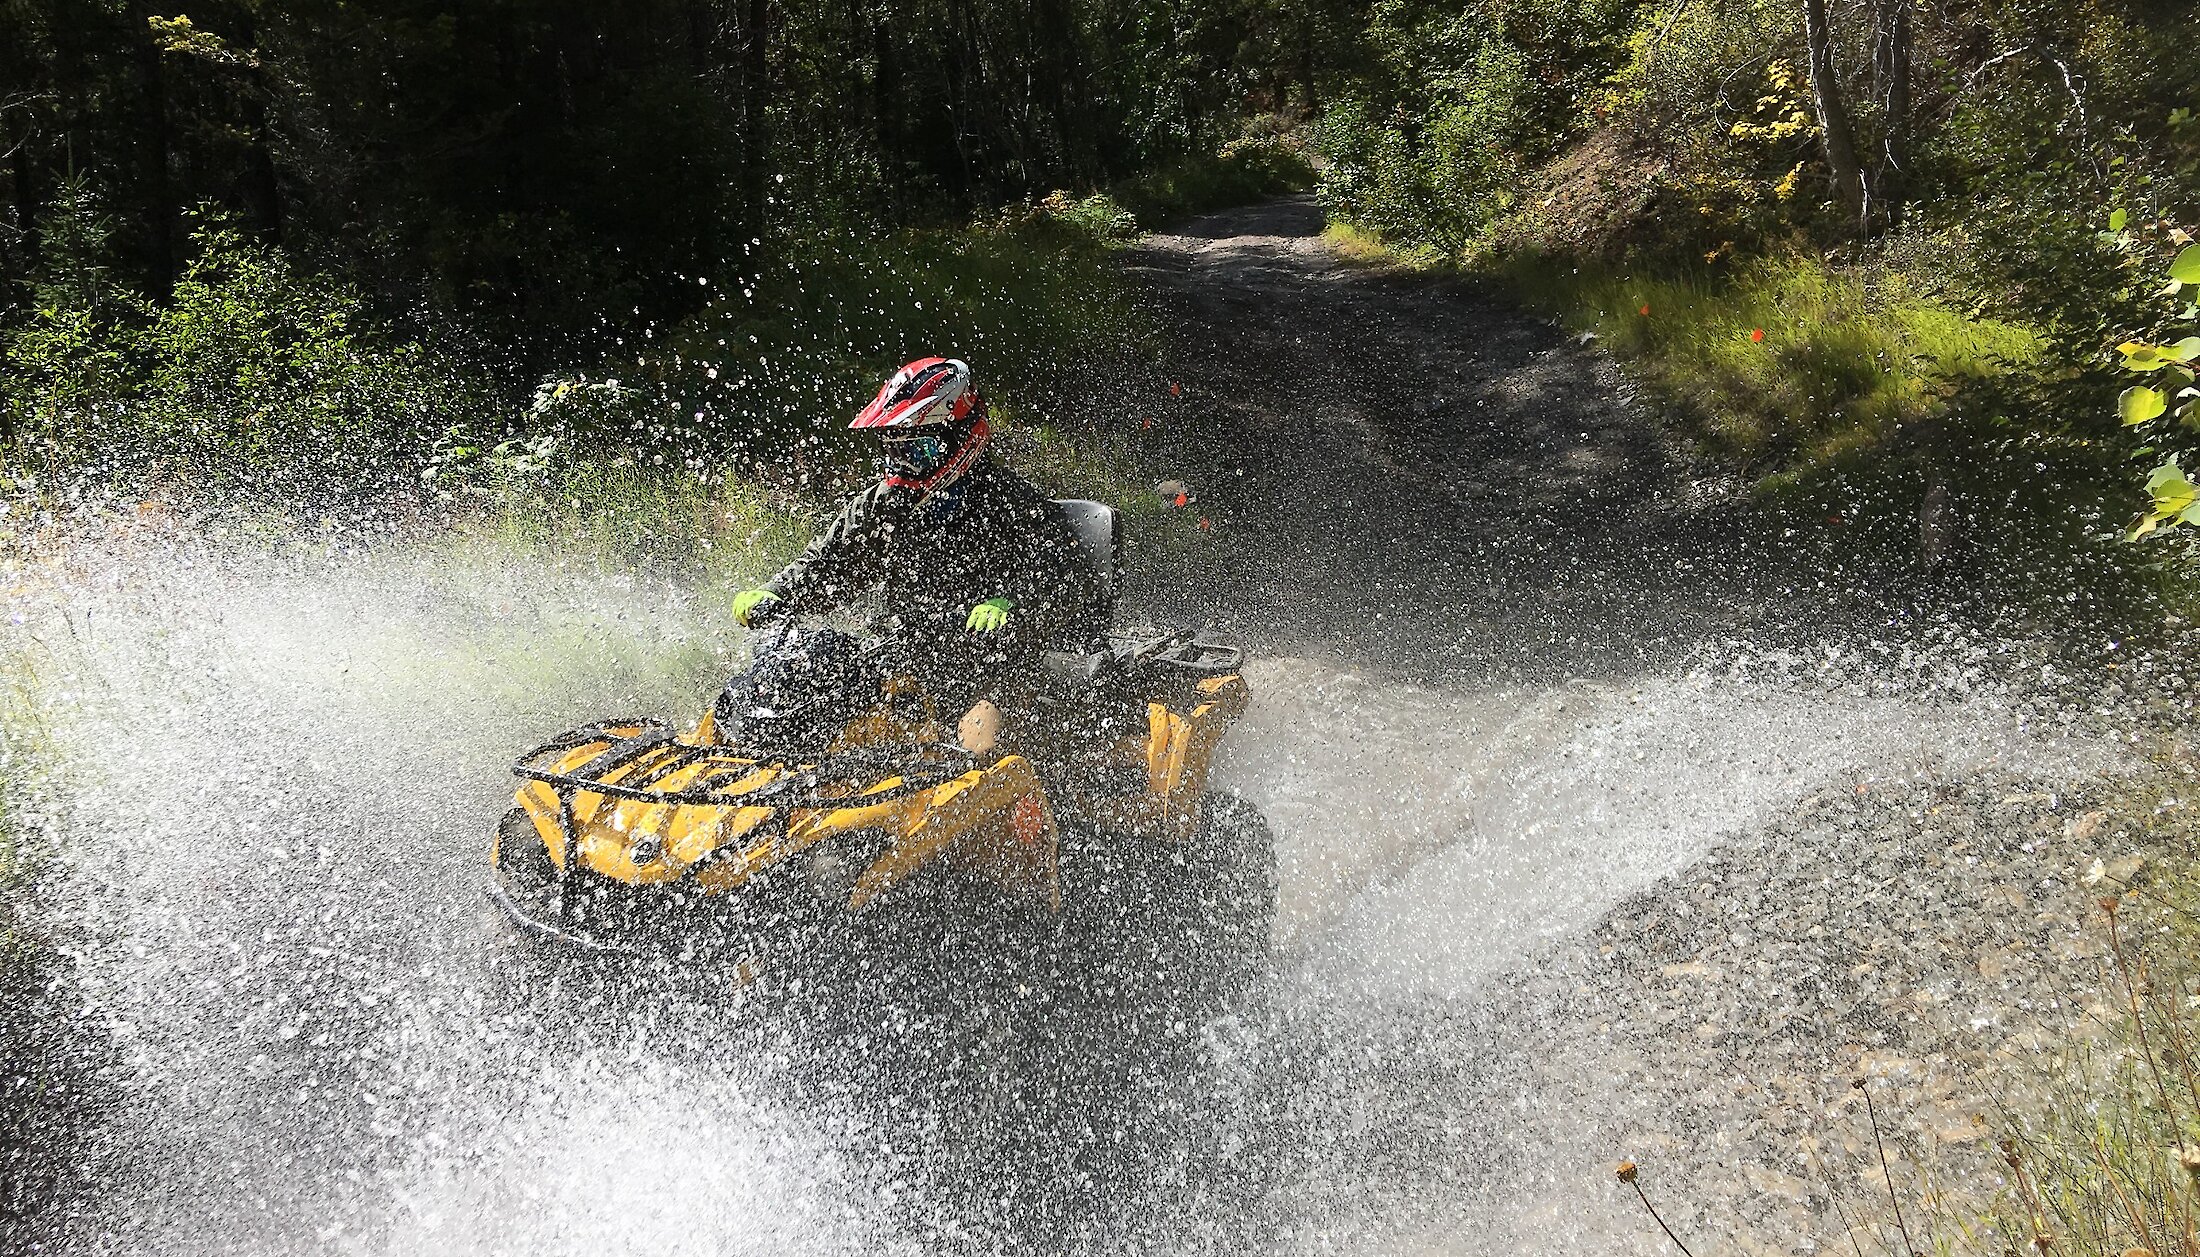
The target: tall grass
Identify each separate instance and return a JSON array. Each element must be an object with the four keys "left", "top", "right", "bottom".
[
  {"left": 1485, "top": 252, "right": 2046, "bottom": 470},
  {"left": 1976, "top": 818, "right": 2200, "bottom": 1257}
]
